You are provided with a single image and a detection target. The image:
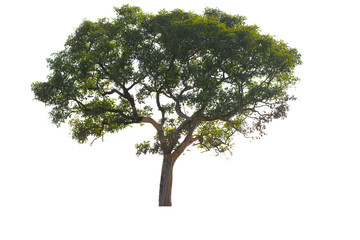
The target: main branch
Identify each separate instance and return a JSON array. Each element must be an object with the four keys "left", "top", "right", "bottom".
[
  {"left": 140, "top": 117, "right": 166, "bottom": 150},
  {"left": 140, "top": 117, "right": 162, "bottom": 131}
]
